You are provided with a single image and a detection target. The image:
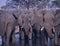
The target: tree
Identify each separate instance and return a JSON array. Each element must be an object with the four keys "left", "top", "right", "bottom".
[{"left": 52, "top": 0, "right": 60, "bottom": 7}]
